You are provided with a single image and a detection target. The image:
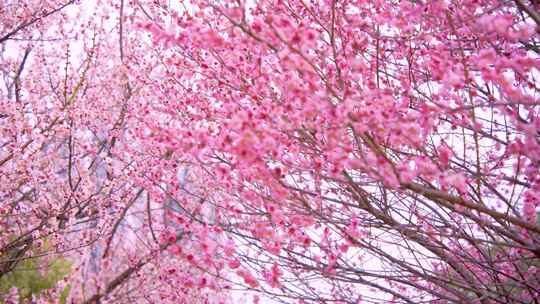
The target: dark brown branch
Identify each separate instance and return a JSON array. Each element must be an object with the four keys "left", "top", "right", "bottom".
[
  {"left": 83, "top": 232, "right": 183, "bottom": 304},
  {"left": 13, "top": 47, "right": 32, "bottom": 103},
  {"left": 514, "top": 0, "right": 540, "bottom": 27},
  {"left": 102, "top": 188, "right": 145, "bottom": 258}
]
